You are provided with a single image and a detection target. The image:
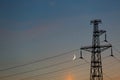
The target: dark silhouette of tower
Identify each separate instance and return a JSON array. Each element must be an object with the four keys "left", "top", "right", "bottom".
[{"left": 80, "top": 19, "right": 113, "bottom": 80}]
